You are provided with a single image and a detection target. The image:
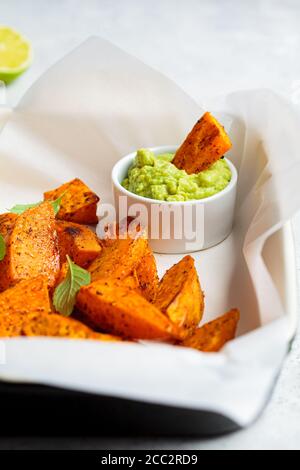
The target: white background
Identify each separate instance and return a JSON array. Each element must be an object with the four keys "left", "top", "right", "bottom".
[{"left": 1, "top": 0, "right": 300, "bottom": 450}]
